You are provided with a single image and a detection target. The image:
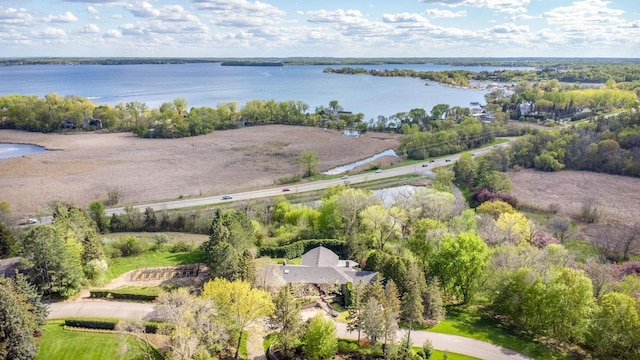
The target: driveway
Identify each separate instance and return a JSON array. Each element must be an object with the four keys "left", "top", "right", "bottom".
[{"left": 48, "top": 301, "right": 532, "bottom": 360}]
